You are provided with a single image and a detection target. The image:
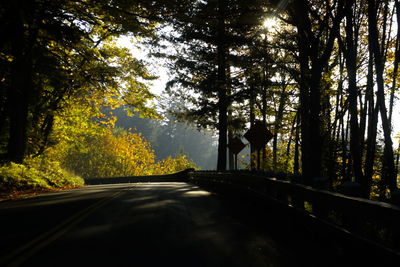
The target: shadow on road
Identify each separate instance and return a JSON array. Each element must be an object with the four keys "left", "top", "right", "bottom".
[{"left": 0, "top": 182, "right": 293, "bottom": 267}]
